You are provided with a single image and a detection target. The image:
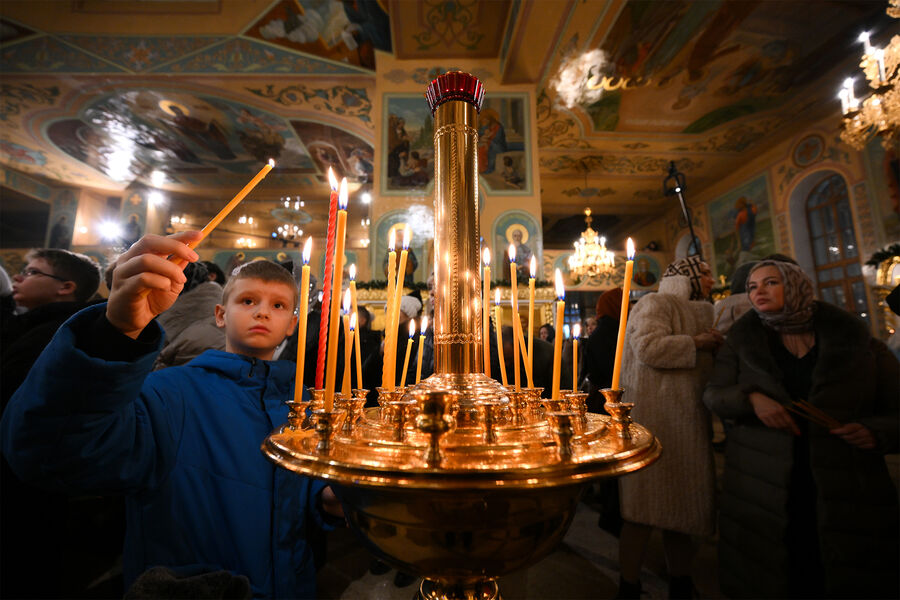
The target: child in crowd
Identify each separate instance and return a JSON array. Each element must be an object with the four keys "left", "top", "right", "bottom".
[{"left": 2, "top": 232, "right": 341, "bottom": 599}]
